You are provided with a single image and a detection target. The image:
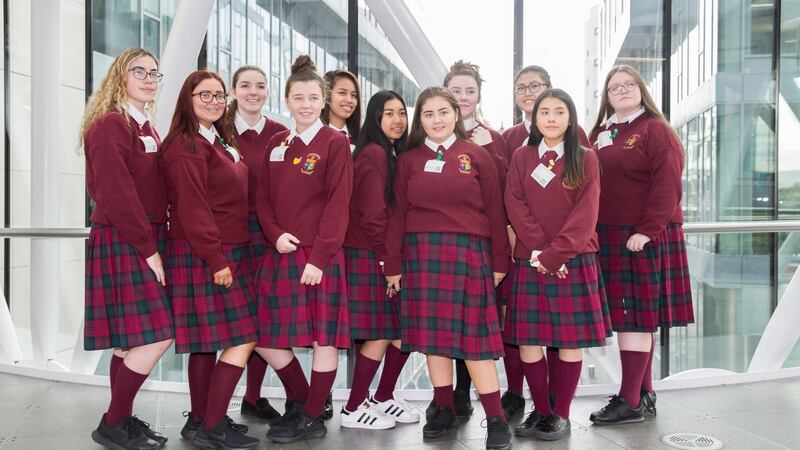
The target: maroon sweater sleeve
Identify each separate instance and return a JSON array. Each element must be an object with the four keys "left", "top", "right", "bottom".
[
  {"left": 355, "top": 146, "right": 390, "bottom": 260},
  {"left": 476, "top": 148, "right": 511, "bottom": 273},
  {"left": 537, "top": 151, "right": 601, "bottom": 272},
  {"left": 384, "top": 154, "right": 410, "bottom": 276},
  {"left": 504, "top": 148, "right": 550, "bottom": 257},
  {"left": 86, "top": 114, "right": 156, "bottom": 258},
  {"left": 636, "top": 122, "right": 684, "bottom": 240},
  {"left": 308, "top": 136, "right": 354, "bottom": 269},
  {"left": 163, "top": 140, "right": 228, "bottom": 272},
  {"left": 256, "top": 132, "right": 288, "bottom": 245}
]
